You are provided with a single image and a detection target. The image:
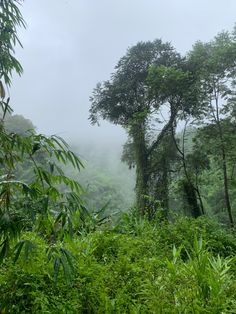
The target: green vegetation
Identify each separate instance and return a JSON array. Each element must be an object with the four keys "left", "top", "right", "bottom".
[
  {"left": 0, "top": 1, "right": 236, "bottom": 313},
  {"left": 1, "top": 216, "right": 236, "bottom": 313}
]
